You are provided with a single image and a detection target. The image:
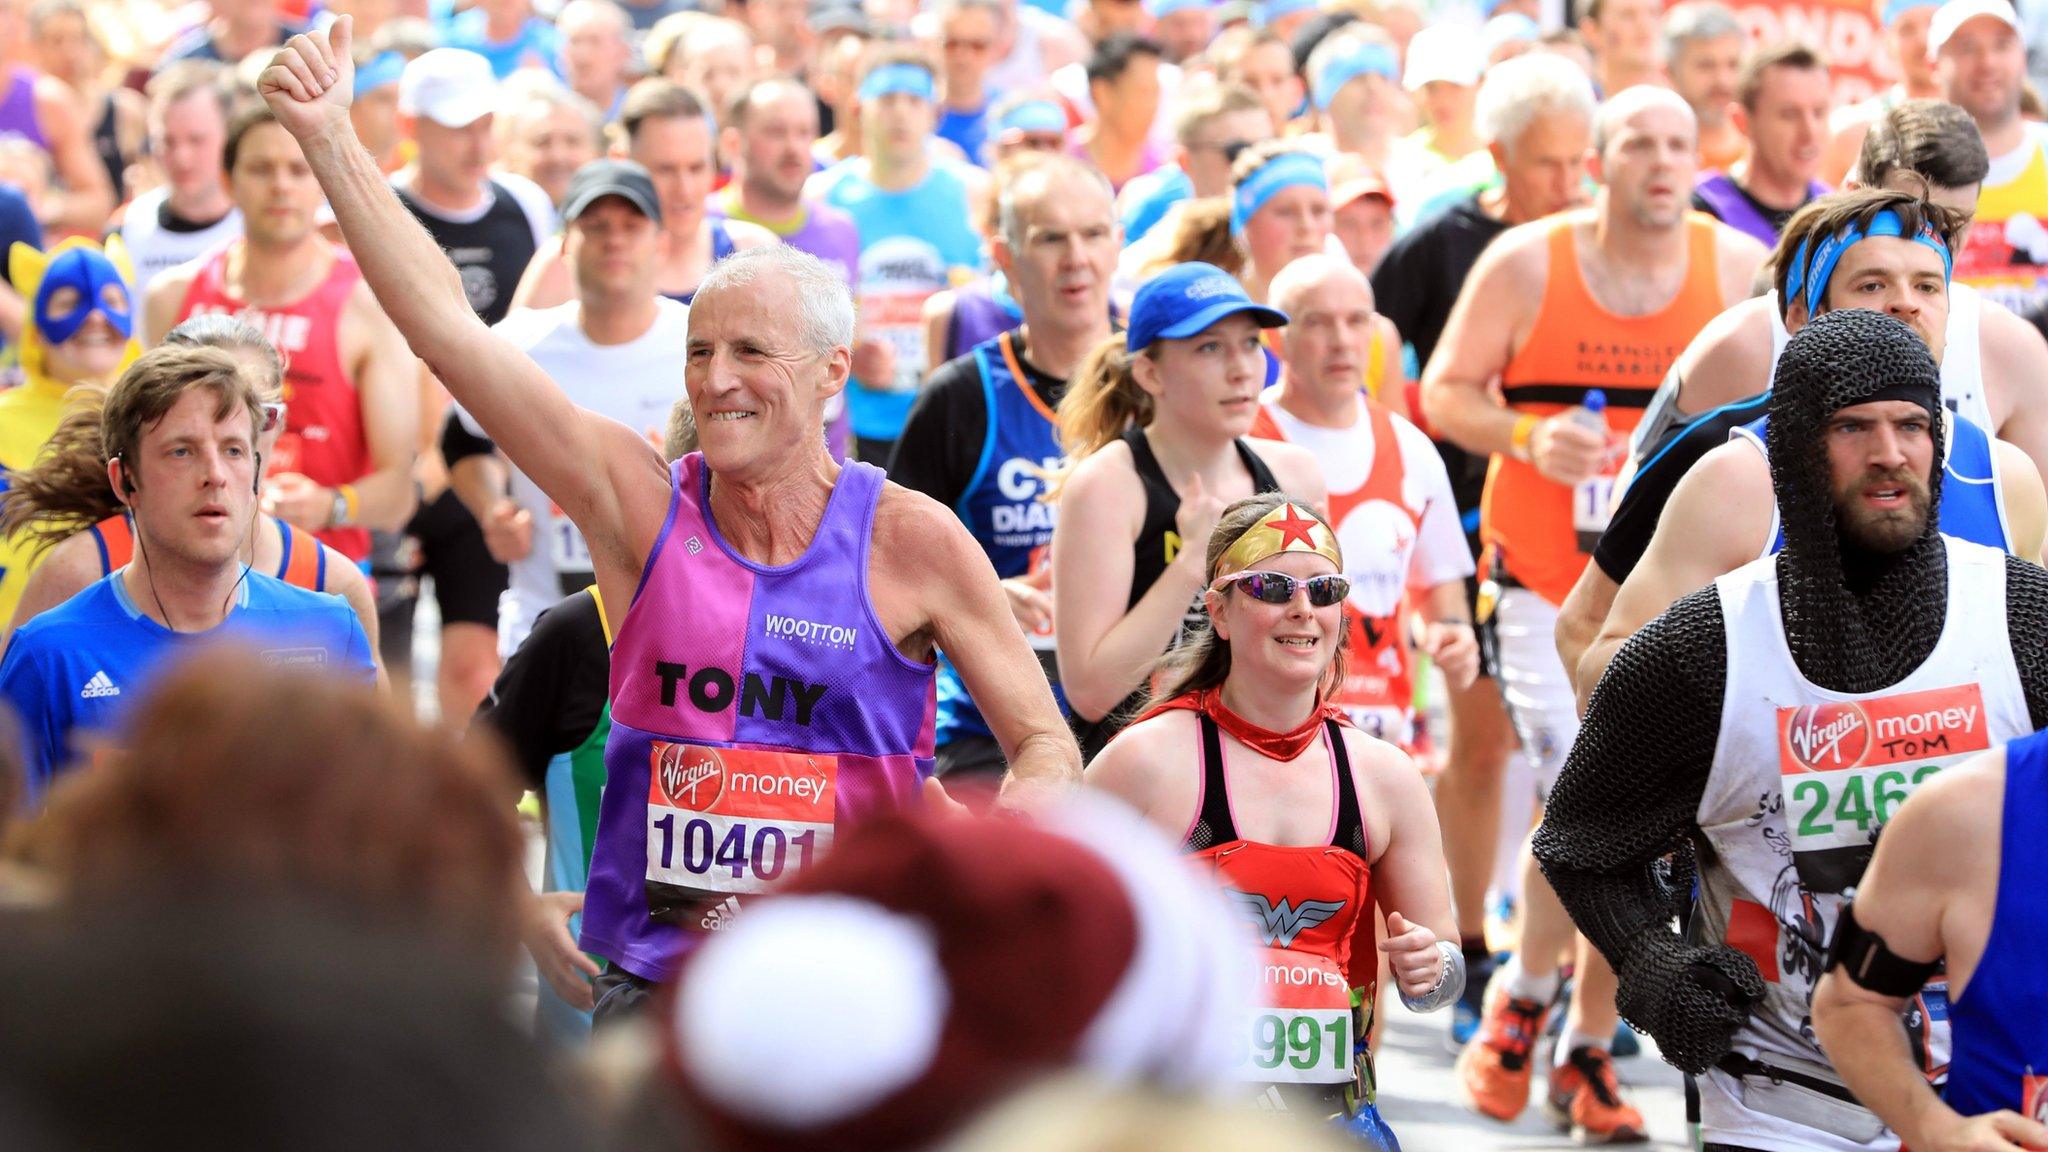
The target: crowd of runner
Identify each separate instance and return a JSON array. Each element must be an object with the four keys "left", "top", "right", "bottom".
[{"left": 0, "top": 0, "right": 2044, "bottom": 1146}]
